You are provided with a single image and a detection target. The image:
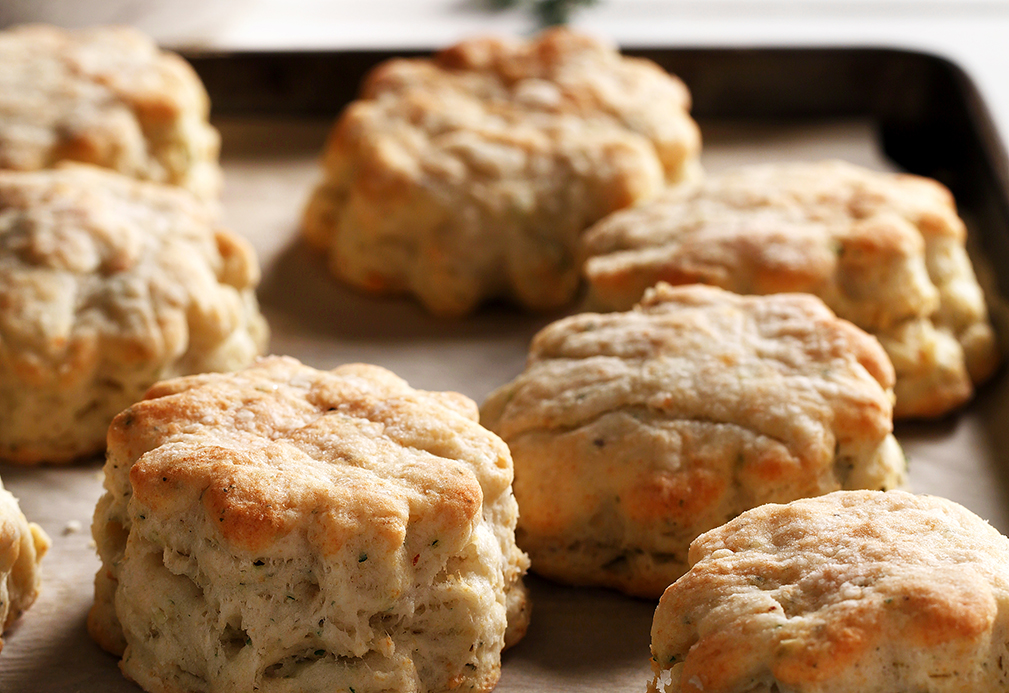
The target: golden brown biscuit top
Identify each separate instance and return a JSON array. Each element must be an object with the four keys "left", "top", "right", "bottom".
[
  {"left": 653, "top": 490, "right": 1009, "bottom": 692},
  {"left": 581, "top": 160, "right": 960, "bottom": 322},
  {"left": 484, "top": 283, "right": 895, "bottom": 455},
  {"left": 701, "top": 160, "right": 962, "bottom": 239},
  {"left": 681, "top": 160, "right": 961, "bottom": 239},
  {"left": 584, "top": 160, "right": 964, "bottom": 248},
  {"left": 353, "top": 27, "right": 699, "bottom": 185},
  {"left": 0, "top": 24, "right": 214, "bottom": 185},
  {"left": 110, "top": 356, "right": 514, "bottom": 558},
  {"left": 0, "top": 164, "right": 259, "bottom": 388}
]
